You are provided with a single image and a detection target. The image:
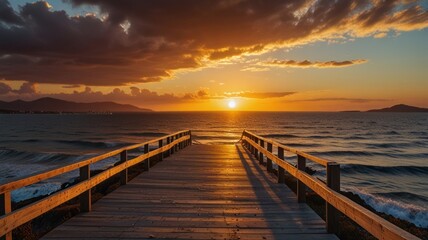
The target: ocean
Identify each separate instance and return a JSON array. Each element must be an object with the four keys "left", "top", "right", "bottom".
[{"left": 0, "top": 112, "right": 427, "bottom": 228}]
